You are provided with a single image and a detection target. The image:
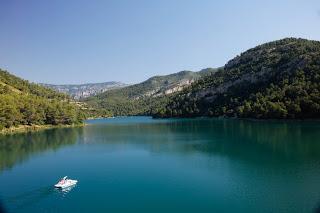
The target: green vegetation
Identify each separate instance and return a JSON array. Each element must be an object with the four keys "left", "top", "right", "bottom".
[
  {"left": 3, "top": 38, "right": 318, "bottom": 121},
  {"left": 153, "top": 38, "right": 320, "bottom": 119},
  {"left": 84, "top": 94, "right": 170, "bottom": 117},
  {"left": 0, "top": 69, "right": 85, "bottom": 131},
  {"left": 84, "top": 69, "right": 217, "bottom": 116}
]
